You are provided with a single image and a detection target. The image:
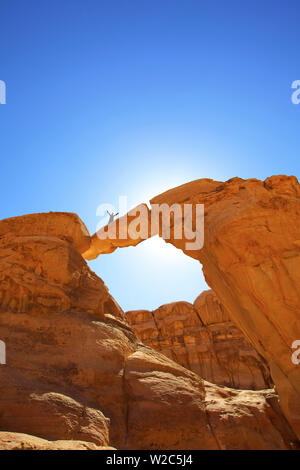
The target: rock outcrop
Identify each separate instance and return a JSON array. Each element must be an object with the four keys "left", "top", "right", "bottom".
[
  {"left": 0, "top": 211, "right": 91, "bottom": 254},
  {"left": 85, "top": 174, "right": 300, "bottom": 439},
  {"left": 126, "top": 290, "right": 272, "bottom": 390},
  {"left": 0, "top": 211, "right": 298, "bottom": 449},
  {"left": 0, "top": 212, "right": 123, "bottom": 320}
]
